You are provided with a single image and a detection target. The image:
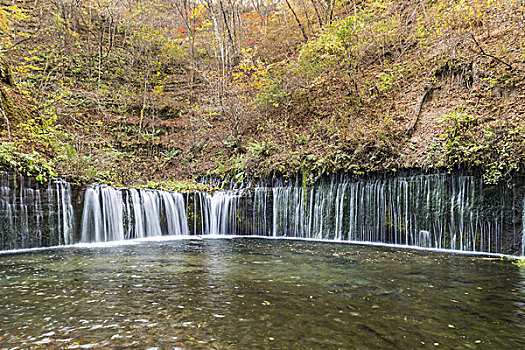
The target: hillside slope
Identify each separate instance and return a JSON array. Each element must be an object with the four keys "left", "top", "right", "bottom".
[{"left": 0, "top": 0, "right": 524, "bottom": 186}]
